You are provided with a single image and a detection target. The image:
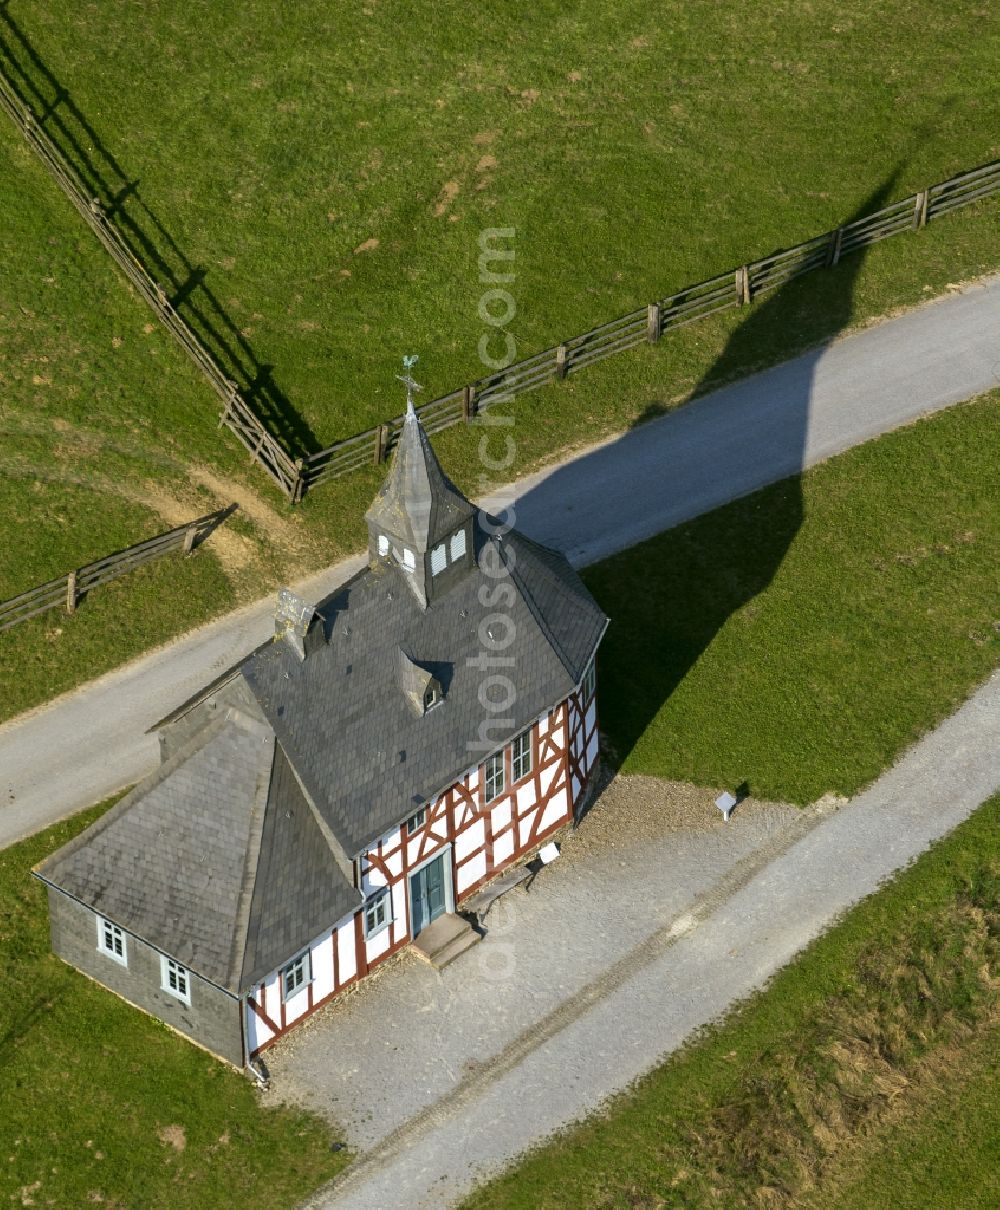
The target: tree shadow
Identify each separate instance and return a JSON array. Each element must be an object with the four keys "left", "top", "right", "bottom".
[
  {"left": 0, "top": 4, "right": 318, "bottom": 458},
  {"left": 514, "top": 168, "right": 902, "bottom": 770}
]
